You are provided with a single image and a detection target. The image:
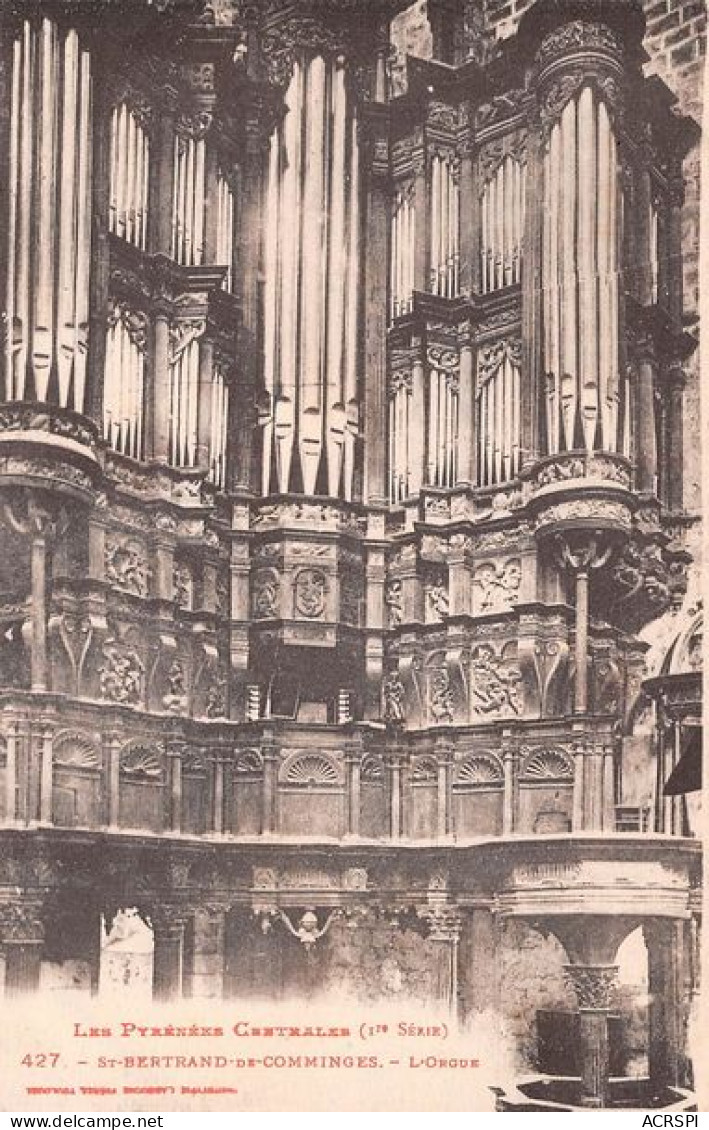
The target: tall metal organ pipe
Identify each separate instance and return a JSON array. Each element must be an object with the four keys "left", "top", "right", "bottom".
[
  {"left": 541, "top": 86, "right": 625, "bottom": 455},
  {"left": 3, "top": 18, "right": 92, "bottom": 410},
  {"left": 262, "top": 54, "right": 361, "bottom": 500}
]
